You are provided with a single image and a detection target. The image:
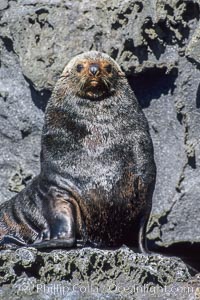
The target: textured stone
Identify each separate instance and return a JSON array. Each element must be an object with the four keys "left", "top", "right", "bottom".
[
  {"left": 0, "top": 247, "right": 192, "bottom": 299},
  {"left": 0, "top": 0, "right": 8, "bottom": 11},
  {"left": 0, "top": 0, "right": 200, "bottom": 271}
]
